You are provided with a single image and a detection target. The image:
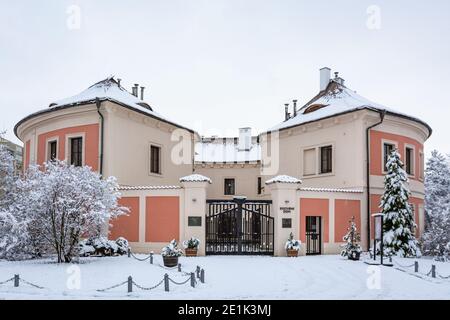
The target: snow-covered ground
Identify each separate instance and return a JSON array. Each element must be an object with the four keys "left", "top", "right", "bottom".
[{"left": 1, "top": 254, "right": 449, "bottom": 299}]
